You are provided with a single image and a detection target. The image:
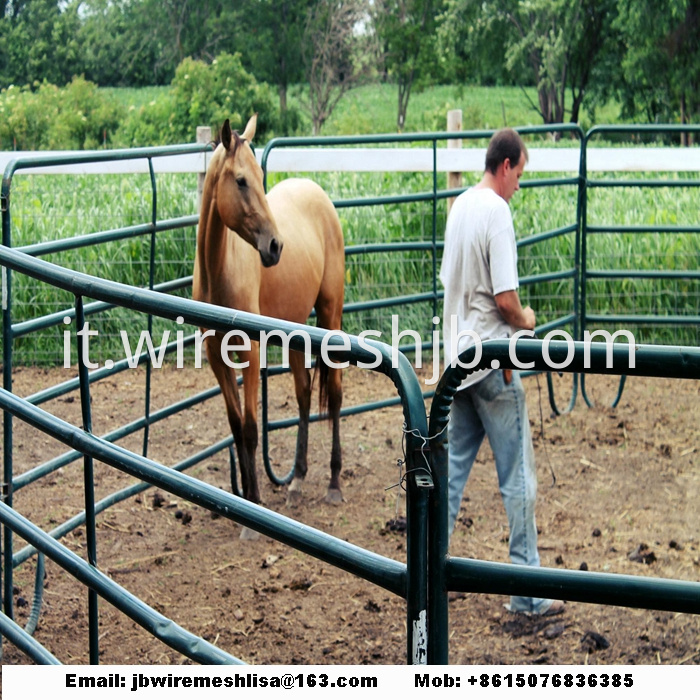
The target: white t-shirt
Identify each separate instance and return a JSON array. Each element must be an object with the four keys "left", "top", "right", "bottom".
[{"left": 440, "top": 187, "right": 519, "bottom": 389}]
